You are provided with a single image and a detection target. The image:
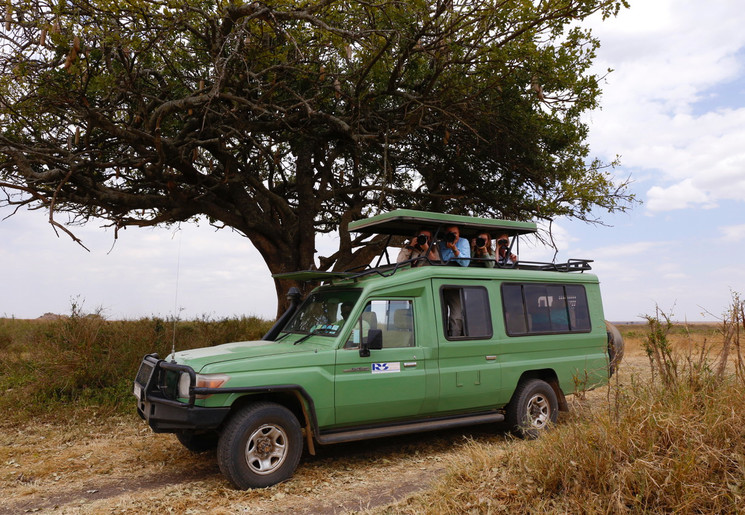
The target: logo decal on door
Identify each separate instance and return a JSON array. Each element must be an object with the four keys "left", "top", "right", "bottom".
[{"left": 371, "top": 362, "right": 401, "bottom": 374}]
